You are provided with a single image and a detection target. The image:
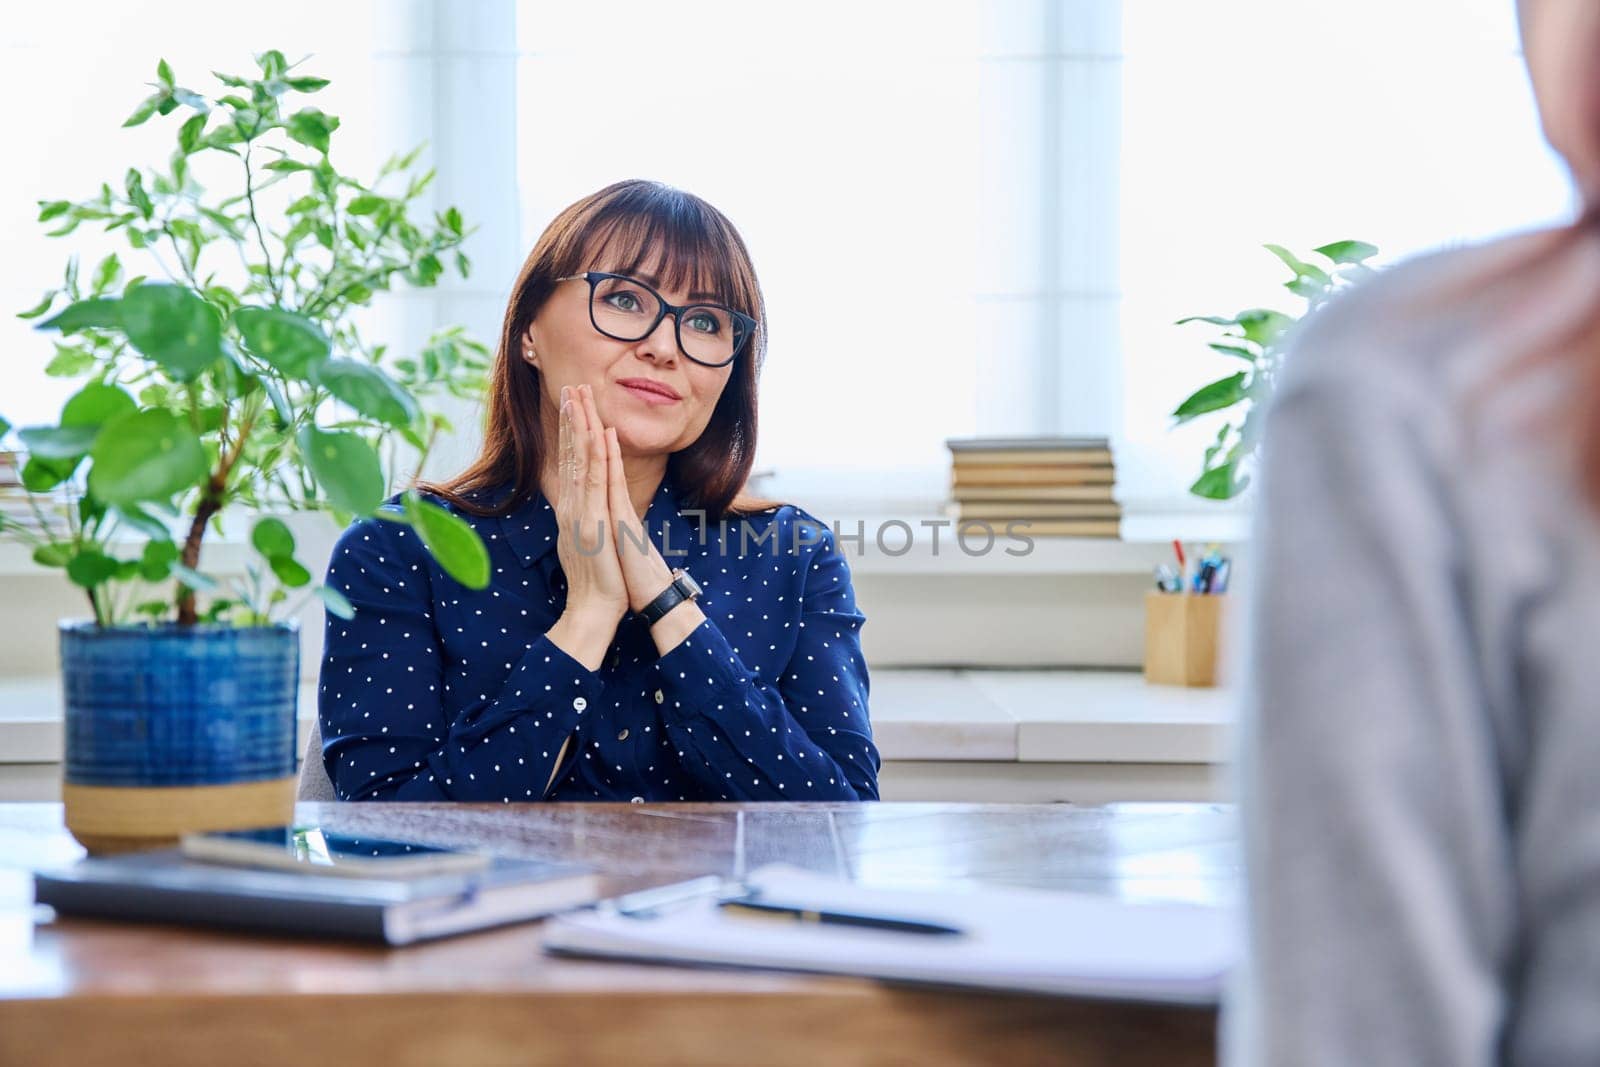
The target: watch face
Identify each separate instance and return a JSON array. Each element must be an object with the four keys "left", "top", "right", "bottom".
[{"left": 678, "top": 570, "right": 702, "bottom": 598}]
